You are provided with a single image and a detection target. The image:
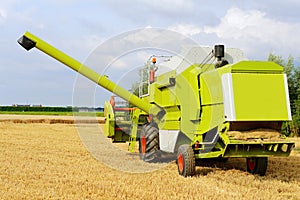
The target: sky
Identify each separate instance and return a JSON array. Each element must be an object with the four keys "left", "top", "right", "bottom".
[{"left": 1, "top": 0, "right": 300, "bottom": 107}]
